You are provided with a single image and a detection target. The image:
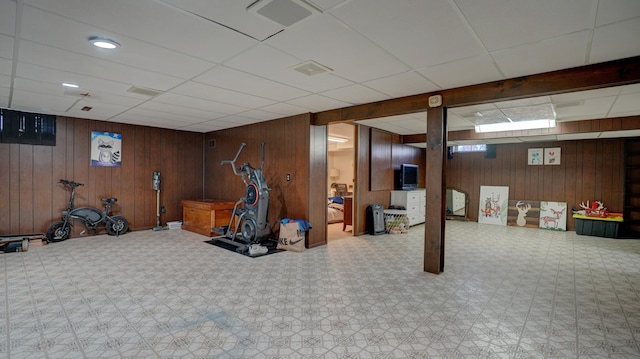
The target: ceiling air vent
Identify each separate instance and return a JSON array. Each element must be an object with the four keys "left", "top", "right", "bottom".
[
  {"left": 247, "top": 0, "right": 322, "bottom": 27},
  {"left": 127, "top": 86, "right": 164, "bottom": 97},
  {"left": 291, "top": 60, "right": 332, "bottom": 76}
]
